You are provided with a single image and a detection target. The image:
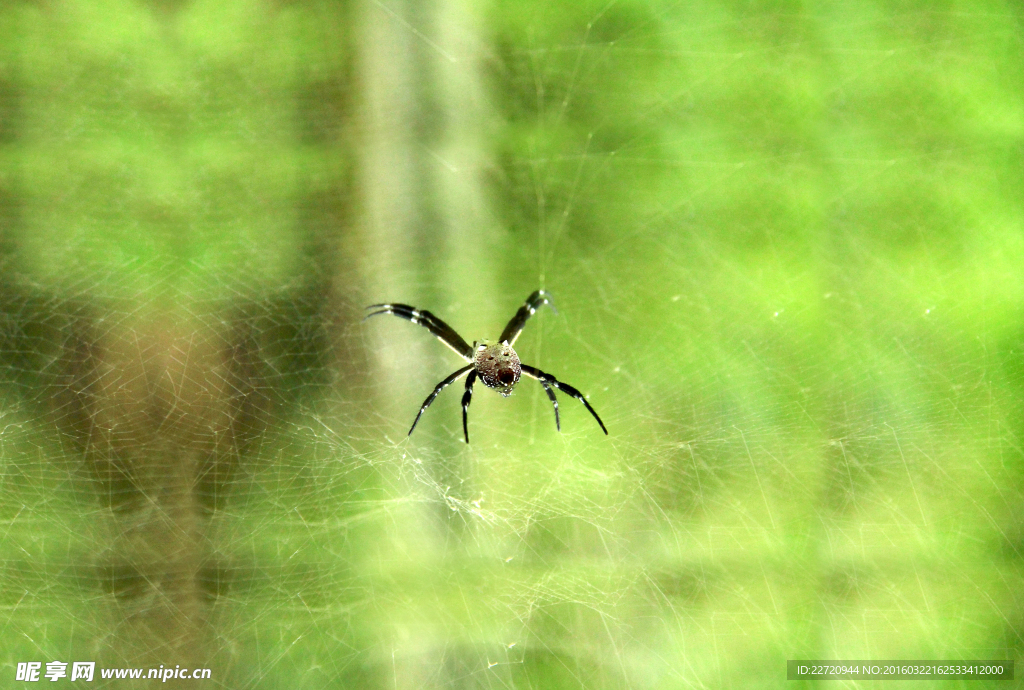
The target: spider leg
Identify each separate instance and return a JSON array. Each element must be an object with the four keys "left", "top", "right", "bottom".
[
  {"left": 521, "top": 364, "right": 607, "bottom": 435},
  {"left": 461, "top": 370, "right": 478, "bottom": 444},
  {"left": 409, "top": 364, "right": 474, "bottom": 436},
  {"left": 366, "top": 303, "right": 474, "bottom": 360},
  {"left": 498, "top": 290, "right": 556, "bottom": 347},
  {"left": 536, "top": 379, "right": 561, "bottom": 431}
]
